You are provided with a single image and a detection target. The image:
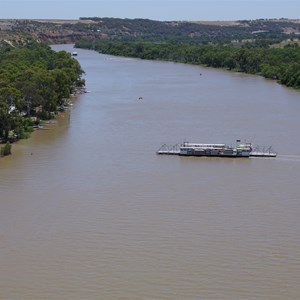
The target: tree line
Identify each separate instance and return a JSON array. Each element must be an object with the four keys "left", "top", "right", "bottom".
[
  {"left": 0, "top": 41, "right": 85, "bottom": 150},
  {"left": 76, "top": 18, "right": 300, "bottom": 45},
  {"left": 5, "top": 18, "right": 299, "bottom": 46},
  {"left": 75, "top": 39, "right": 300, "bottom": 89}
]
